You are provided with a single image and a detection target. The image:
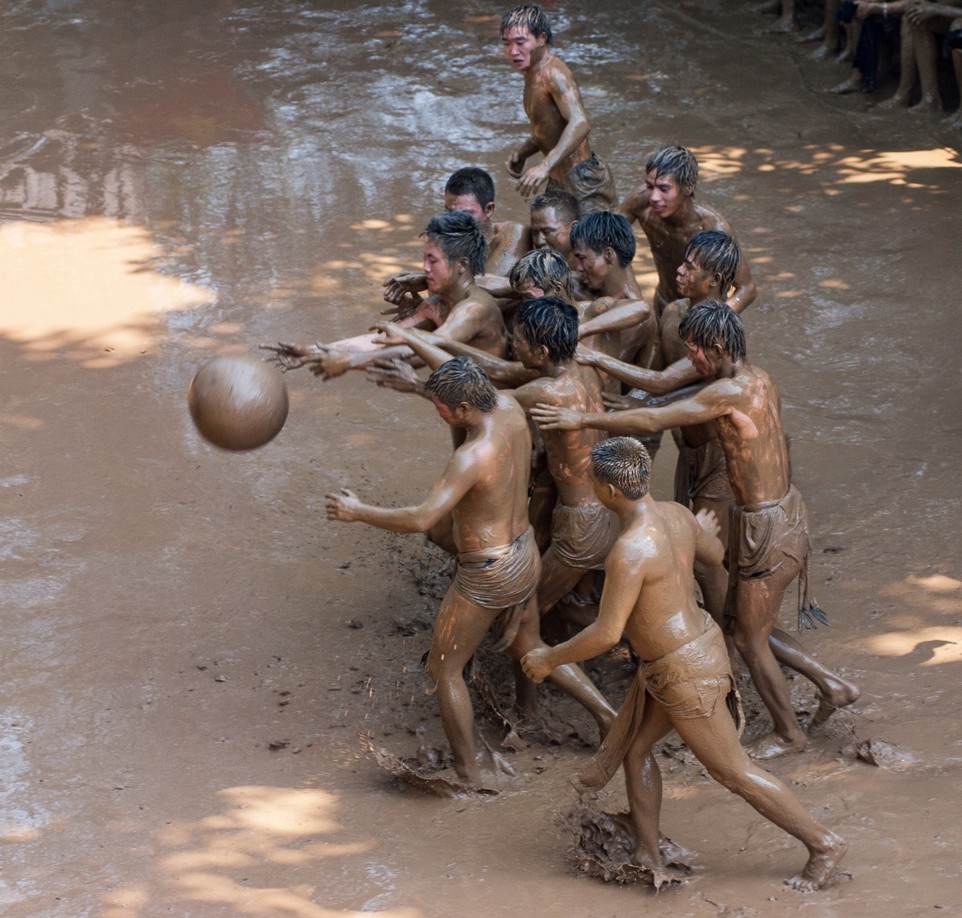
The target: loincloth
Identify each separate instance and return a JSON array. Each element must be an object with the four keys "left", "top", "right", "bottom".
[
  {"left": 578, "top": 612, "right": 743, "bottom": 790},
  {"left": 725, "top": 485, "right": 827, "bottom": 630},
  {"left": 673, "top": 435, "right": 734, "bottom": 506},
  {"left": 548, "top": 153, "right": 617, "bottom": 215},
  {"left": 454, "top": 525, "right": 541, "bottom": 609},
  {"left": 729, "top": 485, "right": 810, "bottom": 581},
  {"left": 550, "top": 501, "right": 621, "bottom": 570}
]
